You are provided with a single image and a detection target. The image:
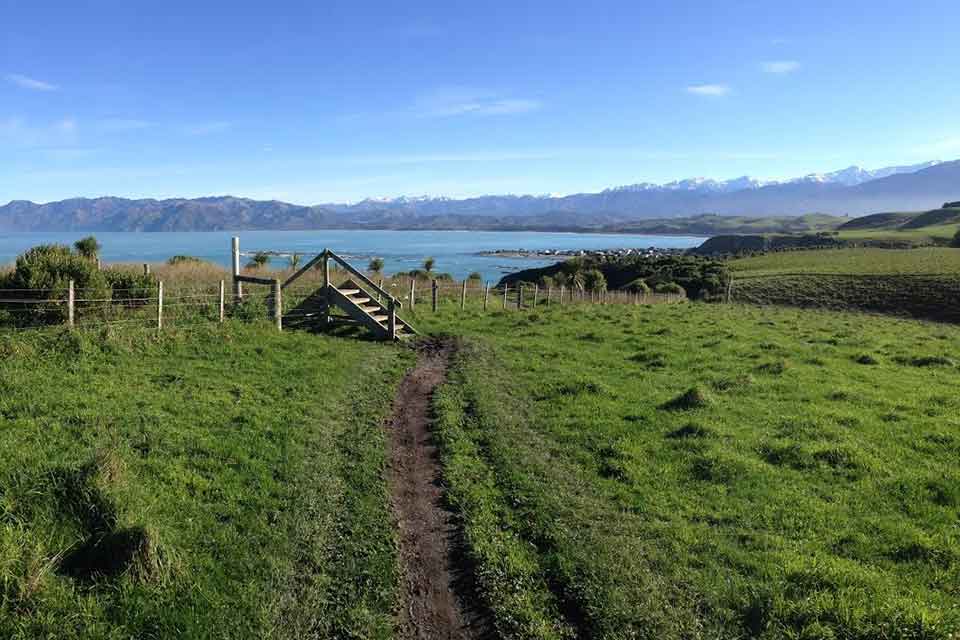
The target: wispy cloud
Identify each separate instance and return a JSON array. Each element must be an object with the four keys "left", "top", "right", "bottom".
[
  {"left": 182, "top": 121, "right": 232, "bottom": 135},
  {"left": 686, "top": 84, "right": 731, "bottom": 97},
  {"left": 415, "top": 88, "right": 542, "bottom": 118},
  {"left": 99, "top": 118, "right": 154, "bottom": 132},
  {"left": 761, "top": 60, "right": 801, "bottom": 74},
  {"left": 5, "top": 73, "right": 58, "bottom": 91},
  {"left": 0, "top": 116, "right": 78, "bottom": 146}
]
